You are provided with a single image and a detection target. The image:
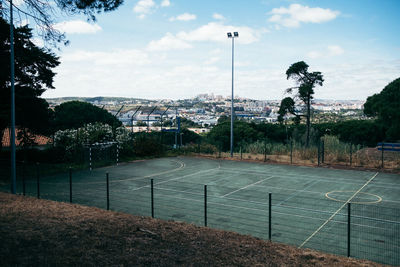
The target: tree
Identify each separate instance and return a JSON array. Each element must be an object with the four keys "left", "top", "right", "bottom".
[
  {"left": 278, "top": 61, "right": 324, "bottom": 146},
  {"left": 52, "top": 101, "right": 122, "bottom": 131},
  {"left": 364, "top": 77, "right": 400, "bottom": 141},
  {"left": 0, "top": 17, "right": 59, "bottom": 149},
  {"left": 2, "top": 0, "right": 123, "bottom": 46}
]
